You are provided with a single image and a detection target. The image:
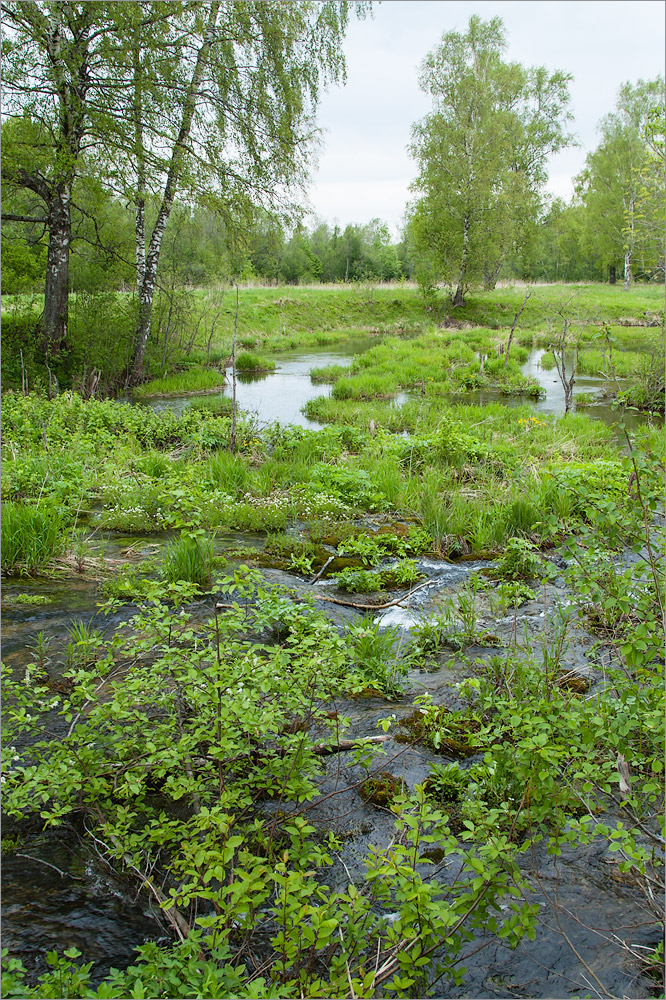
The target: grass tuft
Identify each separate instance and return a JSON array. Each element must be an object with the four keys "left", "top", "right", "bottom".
[{"left": 1, "top": 503, "right": 65, "bottom": 575}]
